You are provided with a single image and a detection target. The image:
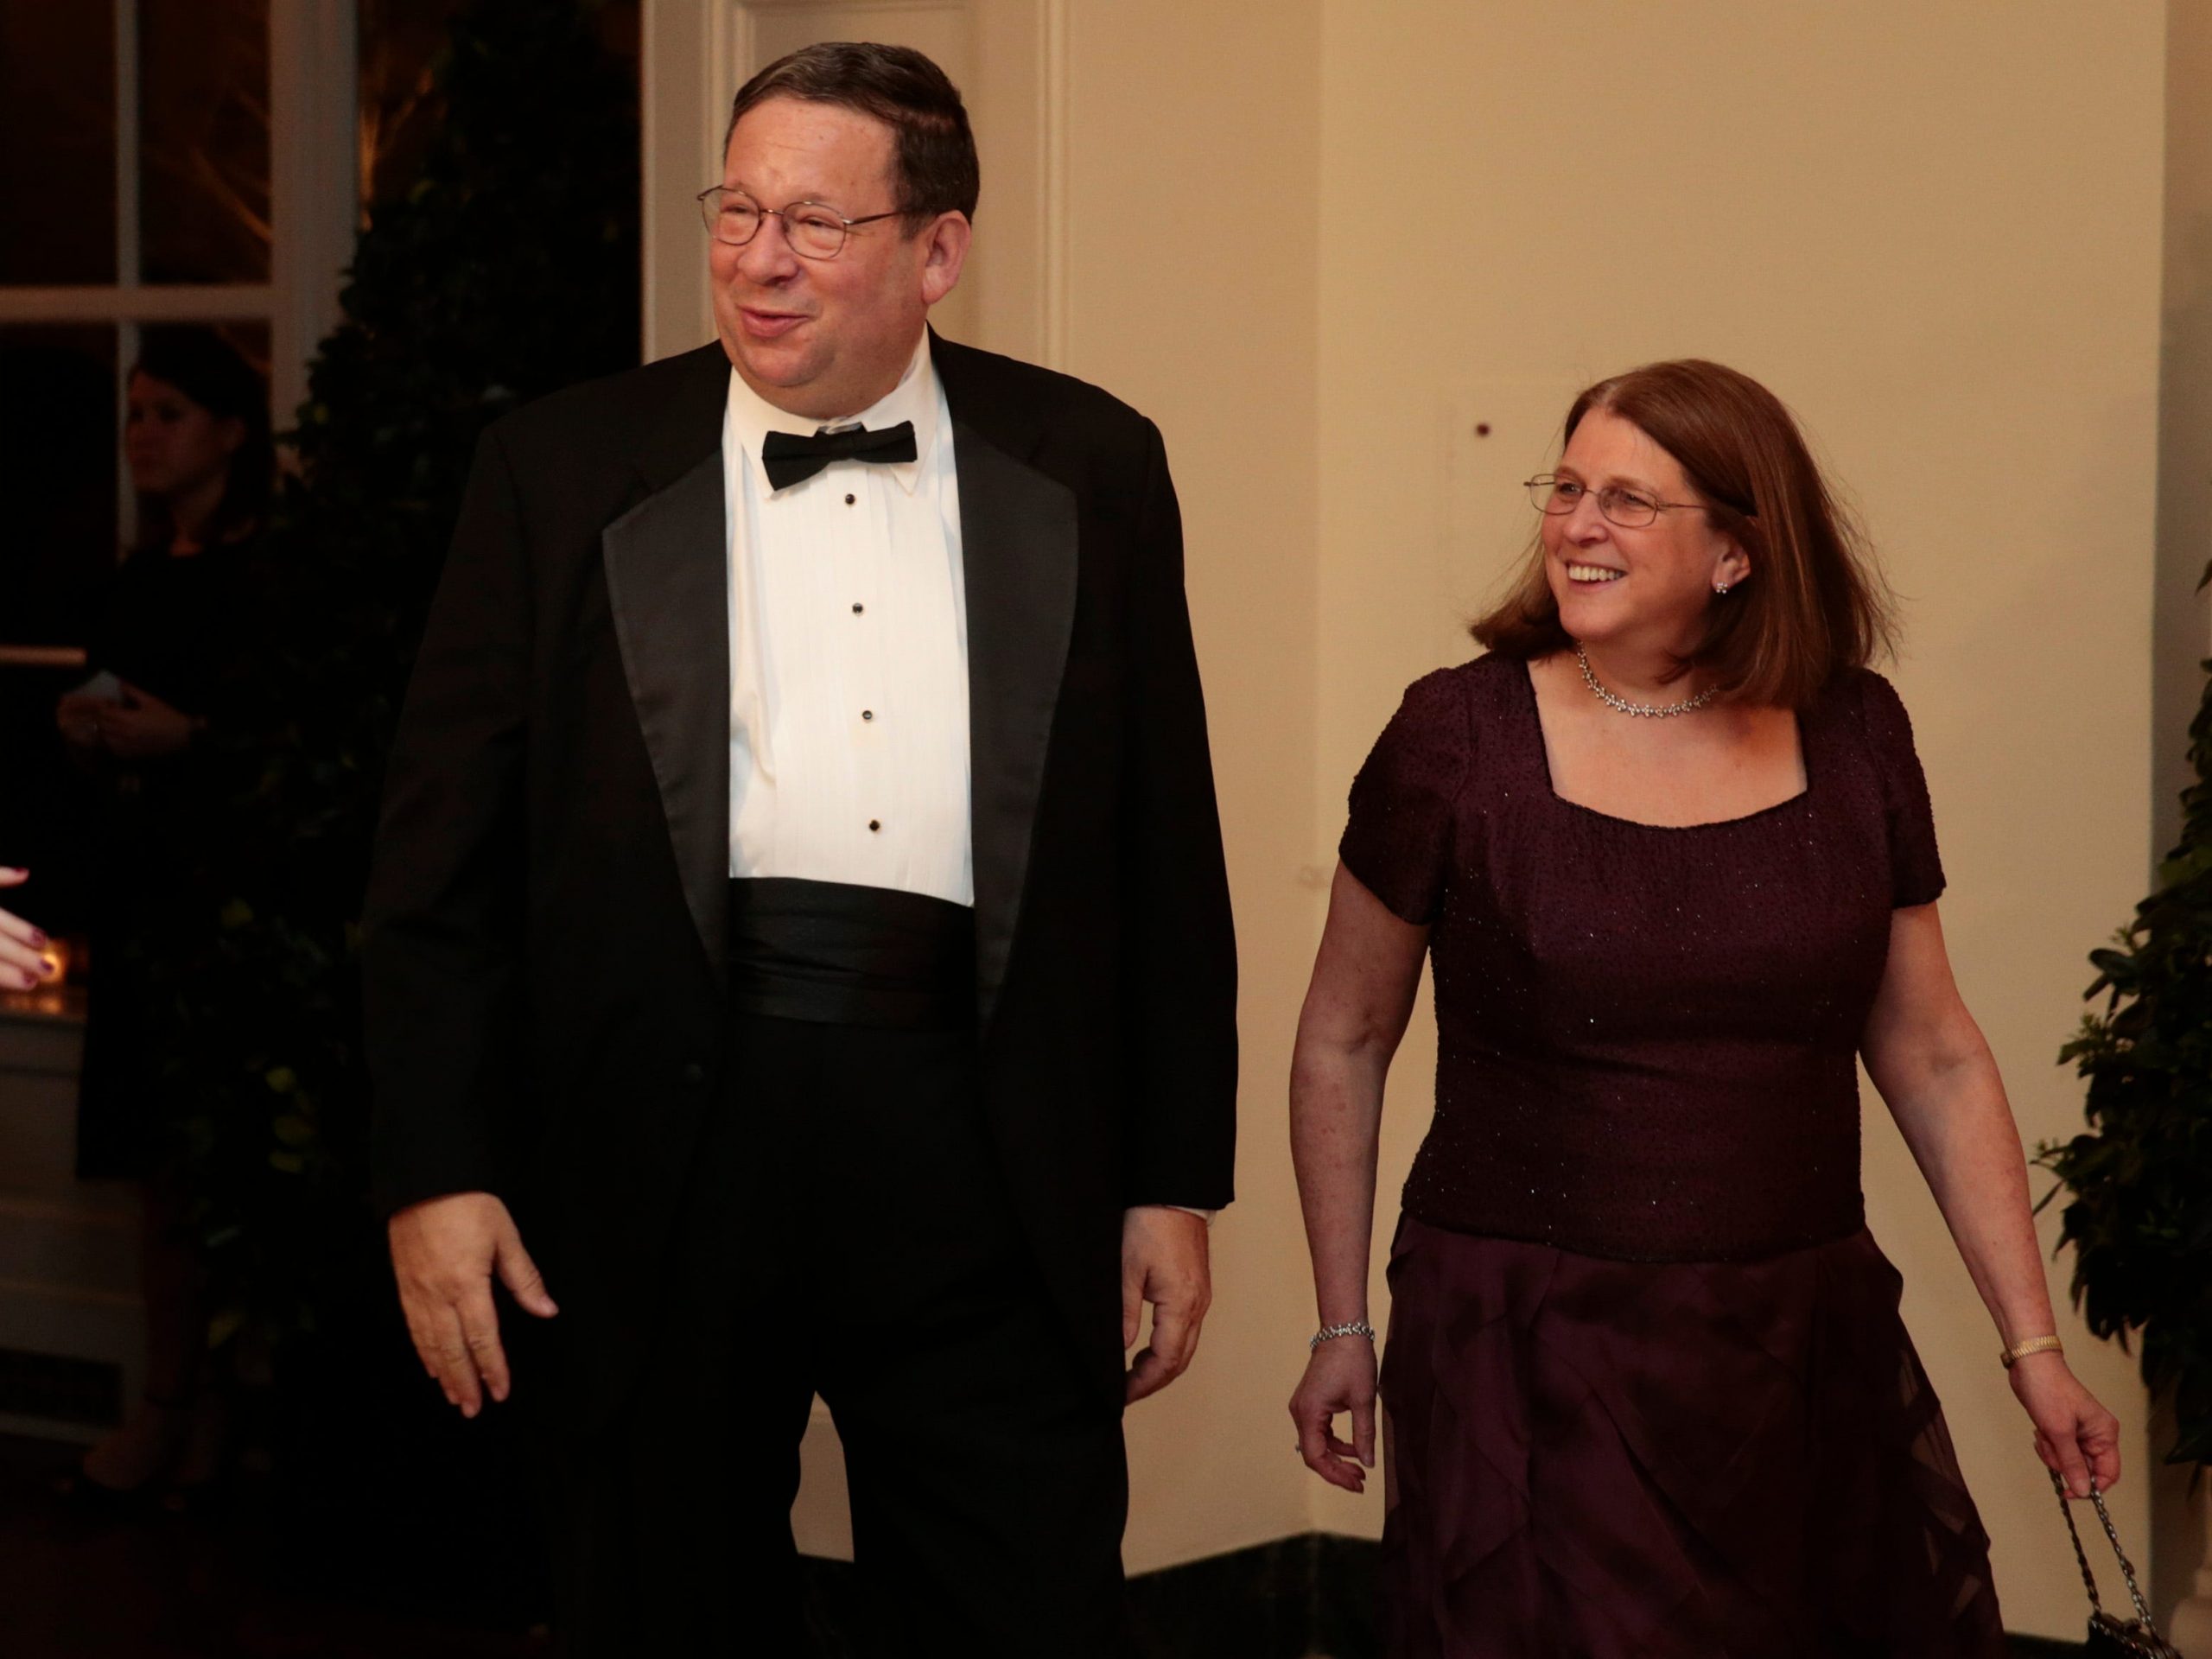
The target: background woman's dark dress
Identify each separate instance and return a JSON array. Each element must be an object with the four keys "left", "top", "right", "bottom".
[
  {"left": 1341, "top": 652, "right": 2005, "bottom": 1658},
  {"left": 74, "top": 539, "right": 252, "bottom": 1178}
]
